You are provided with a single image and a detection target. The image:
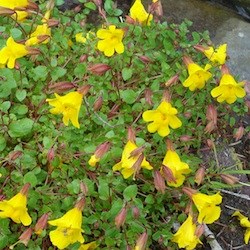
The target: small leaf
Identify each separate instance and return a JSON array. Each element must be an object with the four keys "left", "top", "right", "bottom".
[
  {"left": 98, "top": 180, "right": 110, "bottom": 200},
  {"left": 84, "top": 2, "right": 97, "bottom": 10},
  {"left": 122, "top": 68, "right": 133, "bottom": 81},
  {"left": 8, "top": 118, "right": 34, "bottom": 138},
  {"left": 0, "top": 134, "right": 6, "bottom": 152},
  {"left": 121, "top": 89, "right": 137, "bottom": 104},
  {"left": 123, "top": 185, "right": 138, "bottom": 201},
  {"left": 16, "top": 89, "right": 27, "bottom": 102},
  {"left": 23, "top": 172, "right": 37, "bottom": 187}
]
